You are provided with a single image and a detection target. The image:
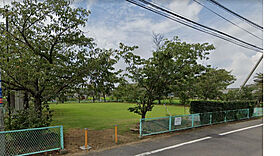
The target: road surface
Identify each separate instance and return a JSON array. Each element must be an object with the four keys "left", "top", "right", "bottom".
[{"left": 84, "top": 118, "right": 263, "bottom": 156}]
